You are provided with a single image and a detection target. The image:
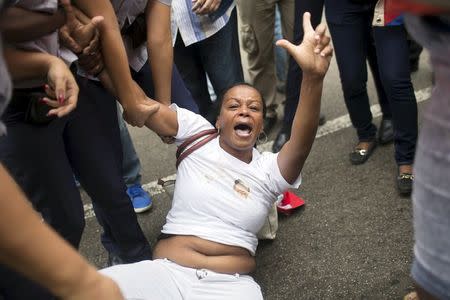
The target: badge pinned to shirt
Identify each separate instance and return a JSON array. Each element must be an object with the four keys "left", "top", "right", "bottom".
[{"left": 233, "top": 179, "right": 250, "bottom": 199}]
